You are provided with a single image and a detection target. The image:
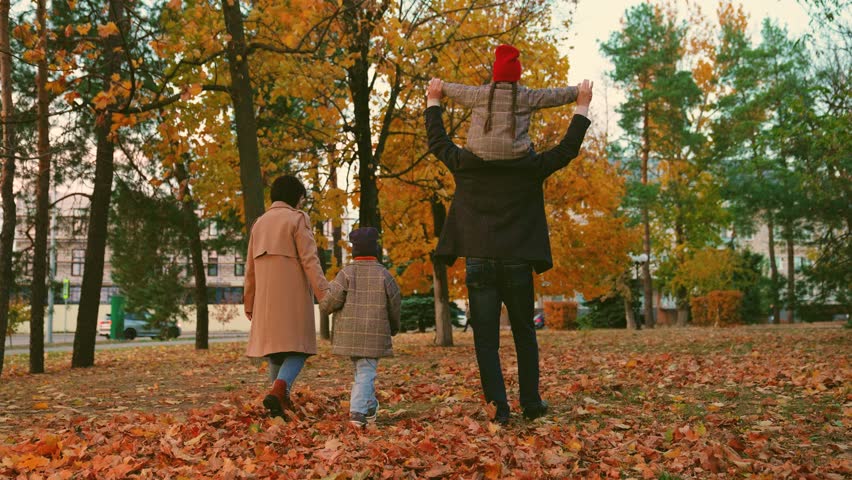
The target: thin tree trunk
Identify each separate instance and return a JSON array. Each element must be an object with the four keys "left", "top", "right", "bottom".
[
  {"left": 431, "top": 196, "right": 452, "bottom": 346},
  {"left": 314, "top": 219, "right": 330, "bottom": 340},
  {"left": 29, "top": 0, "right": 50, "bottom": 374},
  {"left": 72, "top": 0, "right": 124, "bottom": 368},
  {"left": 785, "top": 222, "right": 796, "bottom": 323},
  {"left": 624, "top": 296, "right": 637, "bottom": 330},
  {"left": 674, "top": 220, "right": 688, "bottom": 327},
  {"left": 767, "top": 214, "right": 781, "bottom": 323},
  {"left": 640, "top": 102, "right": 654, "bottom": 328},
  {"left": 175, "top": 164, "right": 208, "bottom": 349},
  {"left": 221, "top": 0, "right": 265, "bottom": 233},
  {"left": 342, "top": 0, "right": 391, "bottom": 234},
  {"left": 0, "top": 0, "right": 17, "bottom": 376}
]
